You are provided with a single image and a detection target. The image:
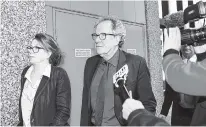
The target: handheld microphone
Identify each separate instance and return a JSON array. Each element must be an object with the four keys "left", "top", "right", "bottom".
[{"left": 113, "top": 64, "right": 132, "bottom": 102}]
